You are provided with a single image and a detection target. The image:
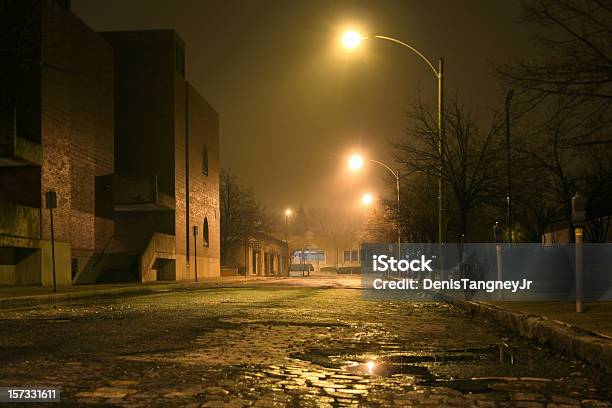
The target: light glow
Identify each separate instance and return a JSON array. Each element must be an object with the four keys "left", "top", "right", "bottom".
[
  {"left": 285, "top": 209, "right": 292, "bottom": 217},
  {"left": 361, "top": 193, "right": 374, "bottom": 205},
  {"left": 349, "top": 154, "right": 364, "bottom": 171},
  {"left": 342, "top": 30, "right": 363, "bottom": 49}
]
